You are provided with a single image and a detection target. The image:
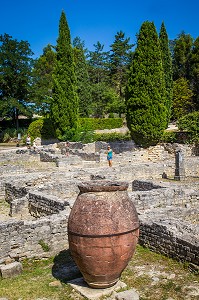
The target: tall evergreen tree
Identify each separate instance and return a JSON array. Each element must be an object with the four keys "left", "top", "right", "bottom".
[
  {"left": 109, "top": 31, "right": 133, "bottom": 98},
  {"left": 32, "top": 44, "right": 56, "bottom": 115},
  {"left": 87, "top": 42, "right": 110, "bottom": 117},
  {"left": 88, "top": 41, "right": 109, "bottom": 84},
  {"left": 51, "top": 11, "right": 79, "bottom": 138},
  {"left": 0, "top": 33, "right": 34, "bottom": 129},
  {"left": 159, "top": 22, "right": 173, "bottom": 123},
  {"left": 173, "top": 32, "right": 193, "bottom": 80},
  {"left": 125, "top": 21, "right": 167, "bottom": 147},
  {"left": 190, "top": 36, "right": 199, "bottom": 110},
  {"left": 73, "top": 37, "right": 92, "bottom": 117}
]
